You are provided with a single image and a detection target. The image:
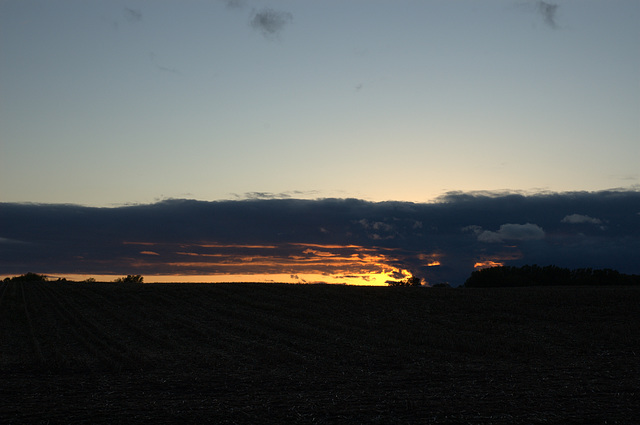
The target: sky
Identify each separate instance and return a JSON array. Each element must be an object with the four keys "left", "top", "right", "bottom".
[
  {"left": 1, "top": 1, "right": 639, "bottom": 284},
  {"left": 1, "top": 0, "right": 638, "bottom": 205}
]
